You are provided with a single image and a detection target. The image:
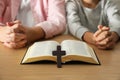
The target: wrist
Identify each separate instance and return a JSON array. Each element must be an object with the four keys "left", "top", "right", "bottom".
[
  {"left": 82, "top": 31, "right": 95, "bottom": 45},
  {"left": 26, "top": 26, "right": 45, "bottom": 43}
]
